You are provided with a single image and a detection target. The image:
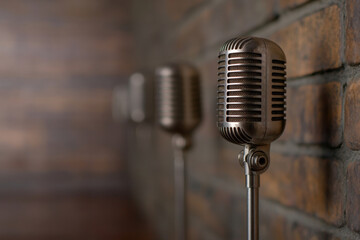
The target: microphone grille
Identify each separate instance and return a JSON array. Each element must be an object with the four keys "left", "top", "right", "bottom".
[
  {"left": 271, "top": 59, "right": 286, "bottom": 121},
  {"left": 129, "top": 73, "right": 147, "bottom": 123},
  {"left": 217, "top": 37, "right": 286, "bottom": 145},
  {"left": 156, "top": 63, "right": 202, "bottom": 134},
  {"left": 218, "top": 50, "right": 263, "bottom": 124}
]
